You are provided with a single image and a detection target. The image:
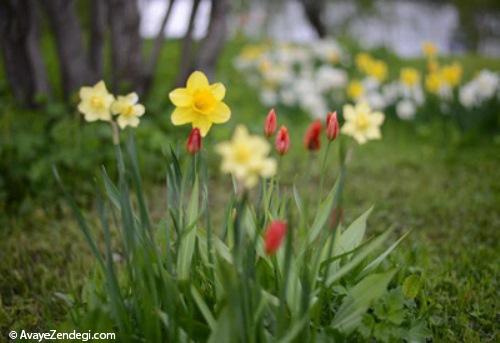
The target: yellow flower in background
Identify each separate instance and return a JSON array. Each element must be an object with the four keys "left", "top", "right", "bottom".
[
  {"left": 347, "top": 80, "right": 364, "bottom": 100},
  {"left": 216, "top": 125, "right": 276, "bottom": 189},
  {"left": 422, "top": 41, "right": 438, "bottom": 58},
  {"left": 111, "top": 93, "right": 145, "bottom": 129},
  {"left": 427, "top": 59, "right": 439, "bottom": 73},
  {"left": 400, "top": 68, "right": 420, "bottom": 87},
  {"left": 366, "top": 60, "right": 388, "bottom": 82},
  {"left": 441, "top": 62, "right": 462, "bottom": 87},
  {"left": 425, "top": 71, "right": 444, "bottom": 94},
  {"left": 341, "top": 102, "right": 385, "bottom": 144},
  {"left": 78, "top": 81, "right": 114, "bottom": 122},
  {"left": 169, "top": 71, "right": 231, "bottom": 136},
  {"left": 240, "top": 45, "right": 266, "bottom": 61},
  {"left": 355, "top": 53, "right": 373, "bottom": 73}
]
